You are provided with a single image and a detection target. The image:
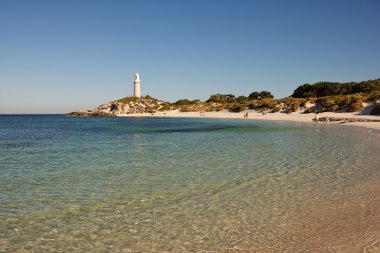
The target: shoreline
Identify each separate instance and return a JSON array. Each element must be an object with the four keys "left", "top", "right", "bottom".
[{"left": 117, "top": 109, "right": 380, "bottom": 131}]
